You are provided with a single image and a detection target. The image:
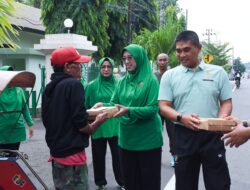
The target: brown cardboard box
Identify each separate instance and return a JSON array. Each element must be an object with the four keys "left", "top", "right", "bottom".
[
  {"left": 87, "top": 106, "right": 119, "bottom": 120},
  {"left": 197, "top": 118, "right": 236, "bottom": 132}
]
